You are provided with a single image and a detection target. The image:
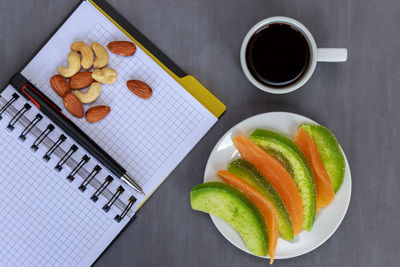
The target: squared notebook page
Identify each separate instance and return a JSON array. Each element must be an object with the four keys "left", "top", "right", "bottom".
[
  {"left": 0, "top": 86, "right": 130, "bottom": 267},
  {"left": 21, "top": 1, "right": 217, "bottom": 208}
]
